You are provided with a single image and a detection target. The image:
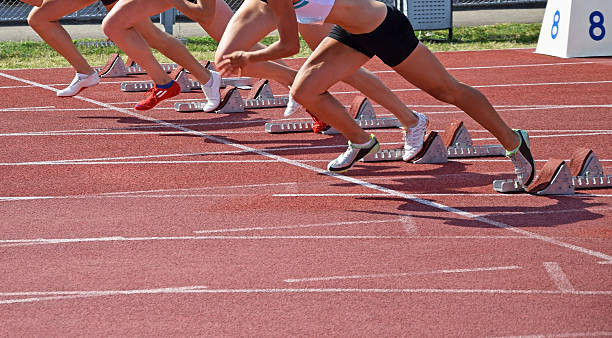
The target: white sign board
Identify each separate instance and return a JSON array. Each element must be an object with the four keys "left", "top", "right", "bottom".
[{"left": 536, "top": 0, "right": 612, "bottom": 58}]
